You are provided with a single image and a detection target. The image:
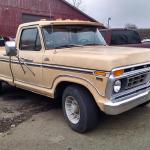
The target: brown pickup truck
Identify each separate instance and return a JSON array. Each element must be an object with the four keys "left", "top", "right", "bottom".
[
  {"left": 100, "top": 28, "right": 150, "bottom": 48},
  {"left": 0, "top": 20, "right": 150, "bottom": 133}
]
